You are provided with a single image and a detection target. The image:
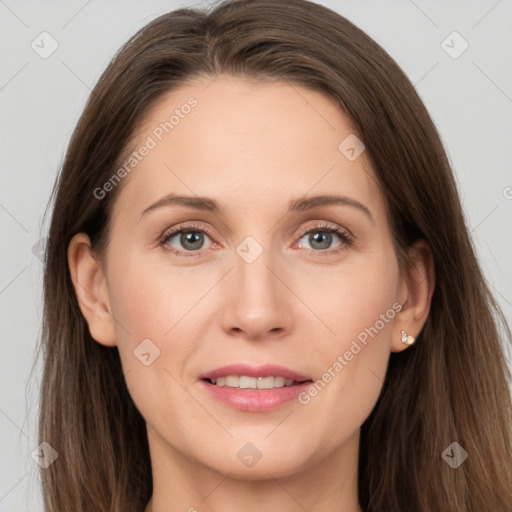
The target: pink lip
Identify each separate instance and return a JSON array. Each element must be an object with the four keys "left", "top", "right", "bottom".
[
  {"left": 198, "top": 364, "right": 313, "bottom": 412},
  {"left": 198, "top": 363, "right": 311, "bottom": 382},
  {"left": 199, "top": 379, "right": 313, "bottom": 411}
]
